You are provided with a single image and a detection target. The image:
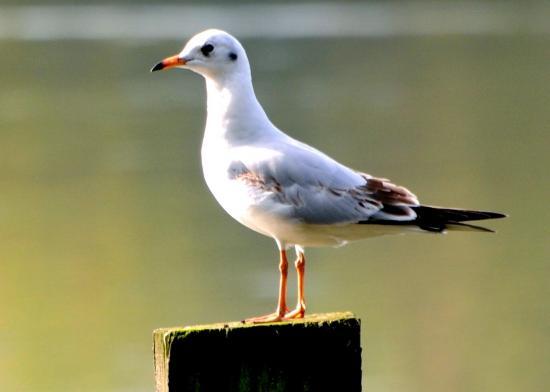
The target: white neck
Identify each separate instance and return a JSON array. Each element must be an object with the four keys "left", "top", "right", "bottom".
[{"left": 203, "top": 71, "right": 276, "bottom": 145}]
